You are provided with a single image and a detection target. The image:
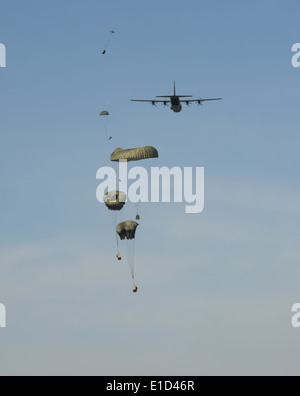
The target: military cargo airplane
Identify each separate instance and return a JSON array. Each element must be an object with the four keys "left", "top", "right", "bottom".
[{"left": 131, "top": 81, "right": 222, "bottom": 113}]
